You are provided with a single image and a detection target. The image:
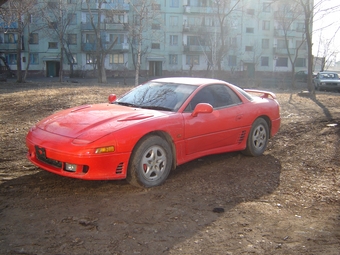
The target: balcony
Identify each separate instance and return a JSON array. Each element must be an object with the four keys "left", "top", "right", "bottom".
[
  {"left": 0, "top": 43, "right": 18, "bottom": 51},
  {"left": 82, "top": 42, "right": 129, "bottom": 52},
  {"left": 0, "top": 22, "right": 18, "bottom": 31},
  {"left": 274, "top": 29, "right": 295, "bottom": 37},
  {"left": 81, "top": 22, "right": 126, "bottom": 31},
  {"left": 189, "top": 6, "right": 214, "bottom": 13},
  {"left": 82, "top": 2, "right": 129, "bottom": 11},
  {"left": 273, "top": 47, "right": 296, "bottom": 55},
  {"left": 274, "top": 11, "right": 296, "bottom": 20},
  {"left": 183, "top": 45, "right": 208, "bottom": 52}
]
